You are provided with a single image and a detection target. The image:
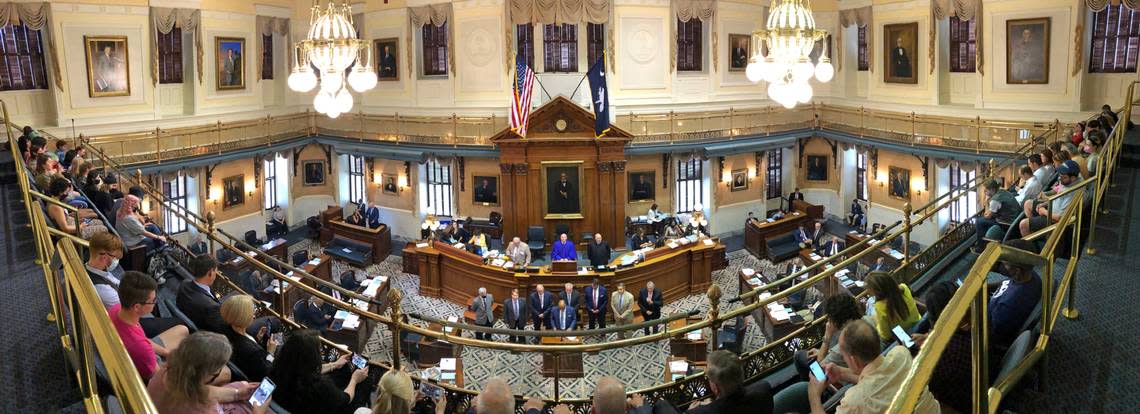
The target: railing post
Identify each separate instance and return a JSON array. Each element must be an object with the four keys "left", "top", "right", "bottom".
[
  {"left": 1064, "top": 193, "right": 1082, "bottom": 320},
  {"left": 360, "top": 110, "right": 366, "bottom": 142},
  {"left": 859, "top": 106, "right": 865, "bottom": 137},
  {"left": 452, "top": 113, "right": 458, "bottom": 142},
  {"left": 216, "top": 120, "right": 223, "bottom": 155},
  {"left": 975, "top": 116, "right": 982, "bottom": 154},
  {"left": 707, "top": 285, "right": 722, "bottom": 349},
  {"left": 729, "top": 107, "right": 735, "bottom": 138},
  {"left": 155, "top": 127, "right": 162, "bottom": 164},
  {"left": 910, "top": 111, "right": 916, "bottom": 146},
  {"left": 669, "top": 111, "right": 676, "bottom": 142},
  {"left": 969, "top": 287, "right": 990, "bottom": 414},
  {"left": 389, "top": 287, "right": 404, "bottom": 370},
  {"left": 207, "top": 211, "right": 217, "bottom": 259},
  {"left": 266, "top": 114, "right": 272, "bottom": 146},
  {"left": 902, "top": 202, "right": 912, "bottom": 259},
  {"left": 395, "top": 112, "right": 401, "bottom": 140}
]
